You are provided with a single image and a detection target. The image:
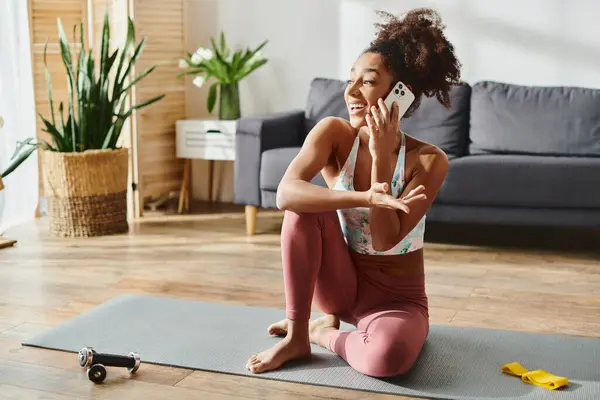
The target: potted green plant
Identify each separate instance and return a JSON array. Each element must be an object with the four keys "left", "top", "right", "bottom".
[
  {"left": 177, "top": 33, "right": 268, "bottom": 120},
  {"left": 2, "top": 12, "right": 164, "bottom": 237}
]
